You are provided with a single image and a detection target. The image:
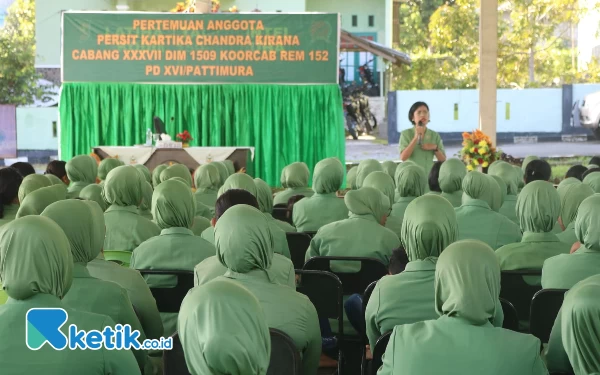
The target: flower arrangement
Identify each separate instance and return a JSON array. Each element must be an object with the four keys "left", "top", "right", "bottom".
[
  {"left": 460, "top": 129, "right": 501, "bottom": 171},
  {"left": 171, "top": 0, "right": 220, "bottom": 13},
  {"left": 176, "top": 130, "right": 193, "bottom": 143},
  {"left": 229, "top": 6, "right": 239, "bottom": 12}
]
